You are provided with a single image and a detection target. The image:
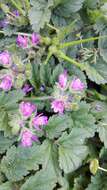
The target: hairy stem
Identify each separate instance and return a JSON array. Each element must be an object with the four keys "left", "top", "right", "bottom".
[
  {"left": 44, "top": 52, "right": 52, "bottom": 65},
  {"left": 98, "top": 166, "right": 107, "bottom": 172},
  {"left": 23, "top": 96, "right": 53, "bottom": 101},
  {"left": 0, "top": 30, "right": 31, "bottom": 36},
  {"left": 24, "top": 0, "right": 30, "bottom": 11},
  {"left": 58, "top": 51, "right": 84, "bottom": 70},
  {"left": 60, "top": 36, "right": 107, "bottom": 48}
]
